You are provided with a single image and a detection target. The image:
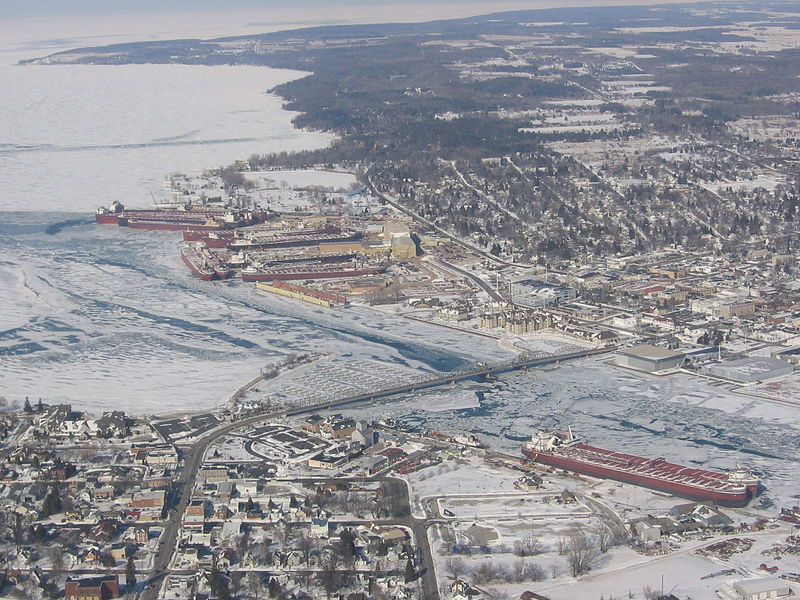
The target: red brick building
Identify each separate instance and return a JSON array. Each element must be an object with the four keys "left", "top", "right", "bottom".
[{"left": 64, "top": 575, "right": 121, "bottom": 599}]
